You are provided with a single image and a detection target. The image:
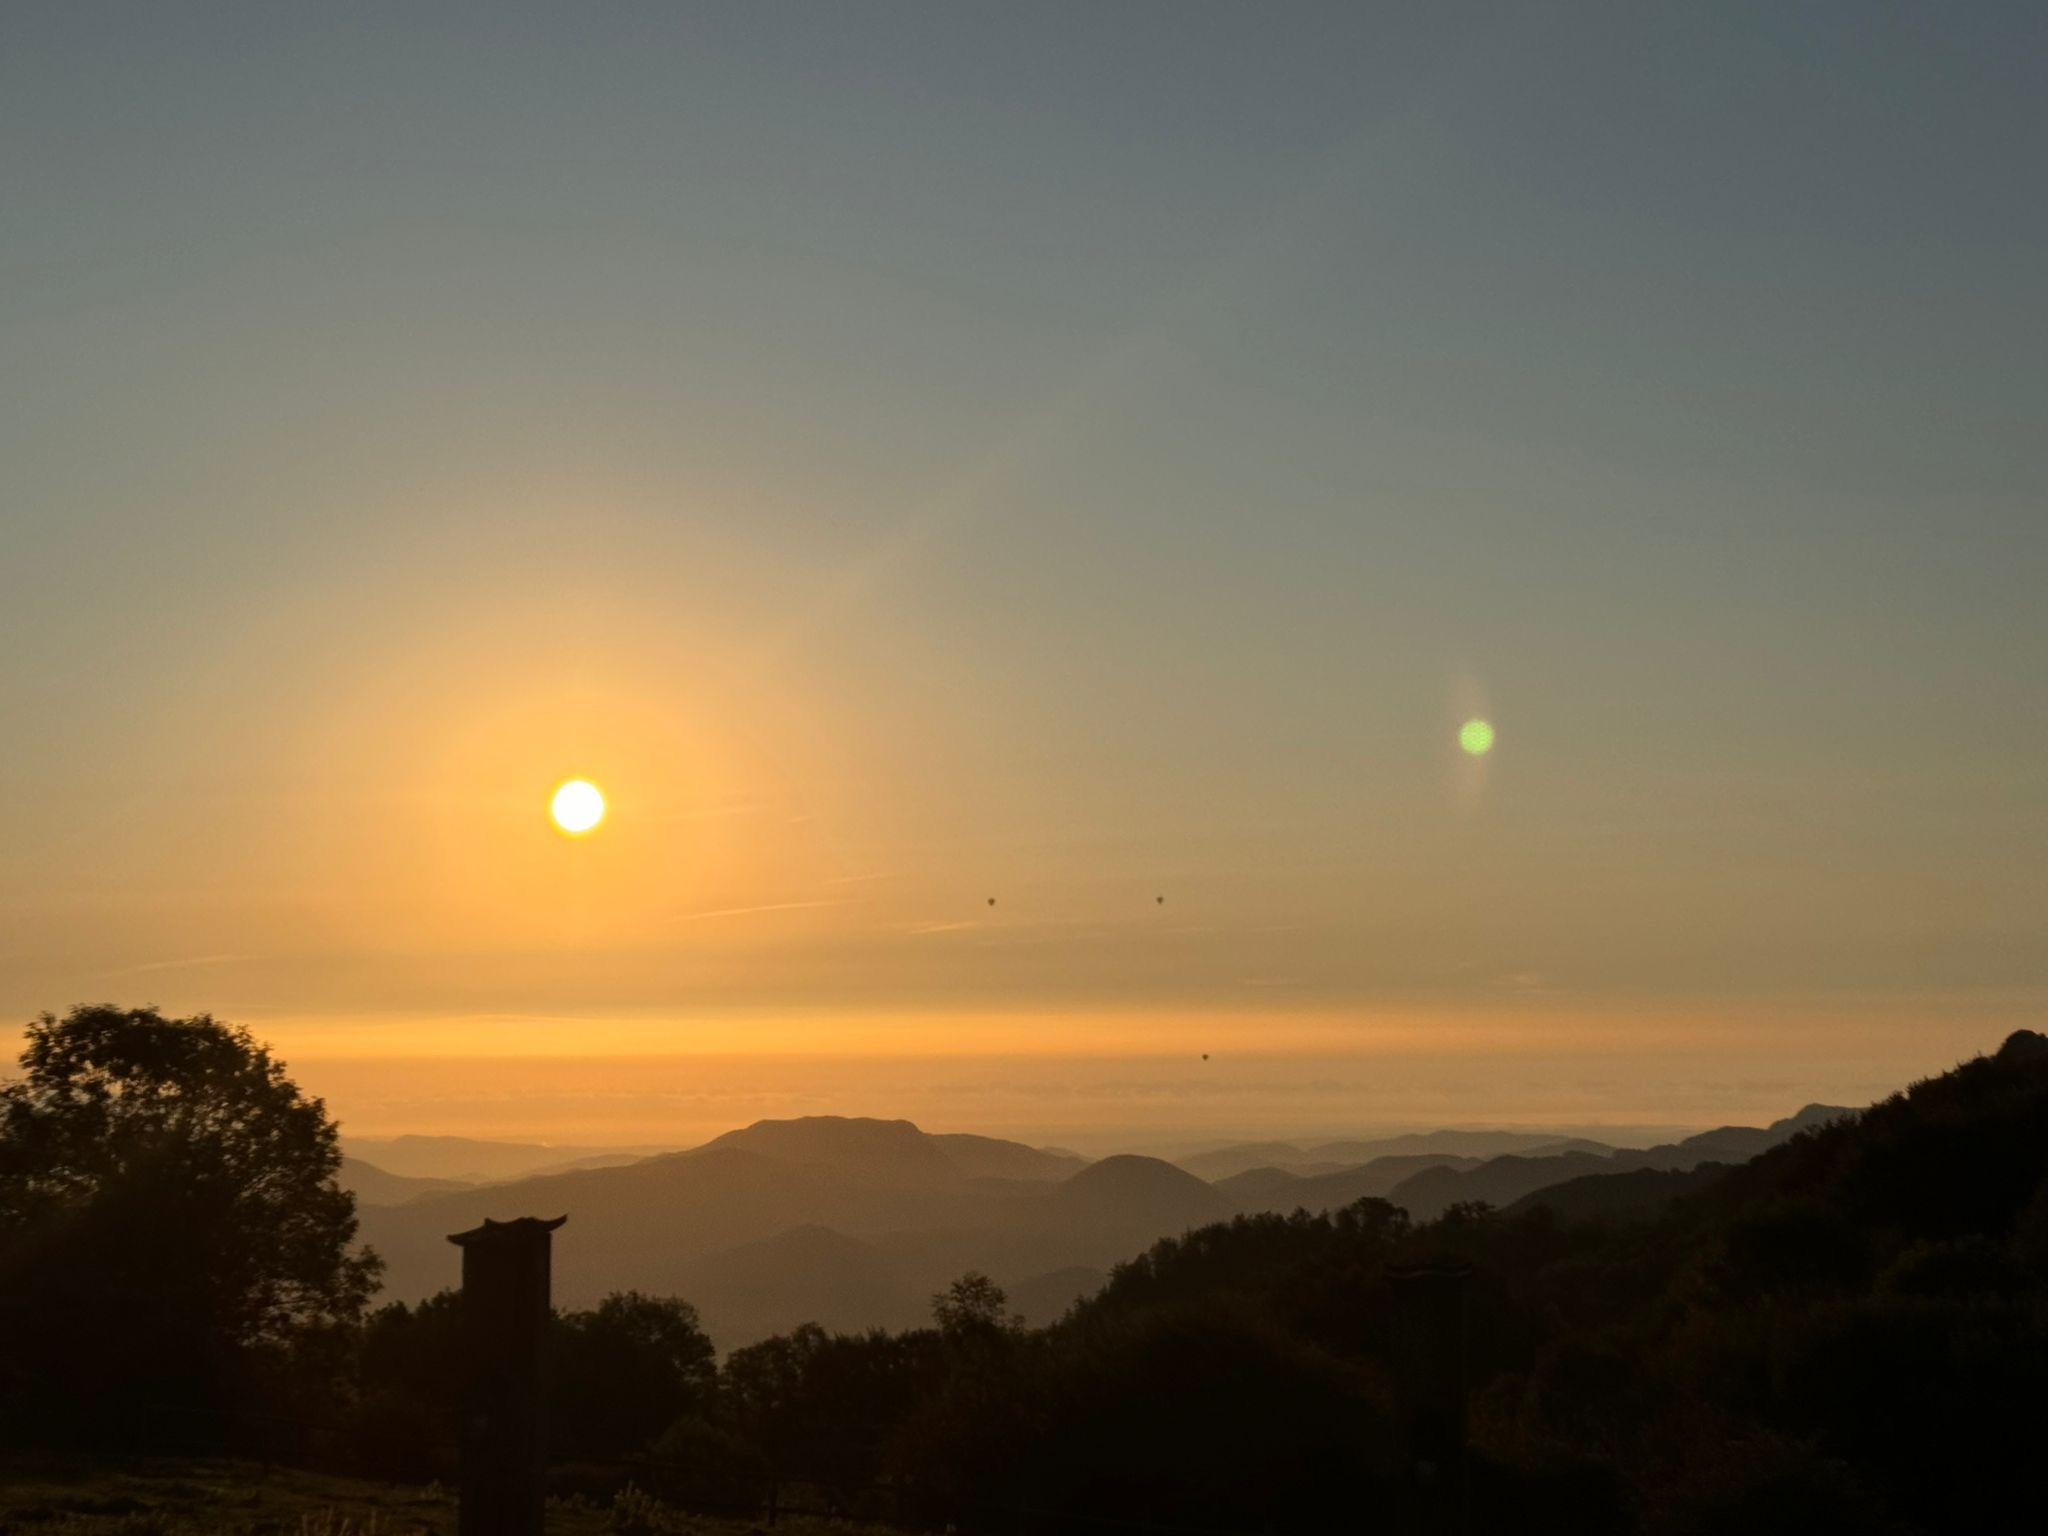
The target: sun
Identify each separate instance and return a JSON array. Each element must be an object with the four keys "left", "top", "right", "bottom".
[
  {"left": 550, "top": 778, "right": 606, "bottom": 835},
  {"left": 1459, "top": 718, "right": 1495, "bottom": 757}
]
